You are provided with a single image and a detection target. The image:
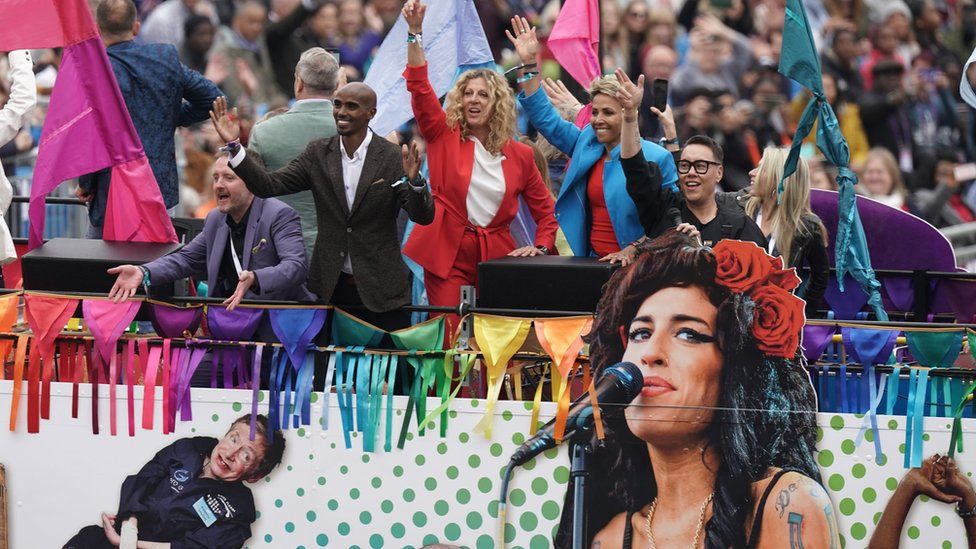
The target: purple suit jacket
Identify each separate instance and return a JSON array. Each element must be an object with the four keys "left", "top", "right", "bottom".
[{"left": 145, "top": 197, "right": 316, "bottom": 301}]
